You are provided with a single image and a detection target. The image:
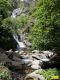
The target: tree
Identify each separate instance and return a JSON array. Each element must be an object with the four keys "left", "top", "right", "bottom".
[
  {"left": 28, "top": 0, "right": 60, "bottom": 52},
  {"left": 0, "top": 0, "right": 12, "bottom": 19}
]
